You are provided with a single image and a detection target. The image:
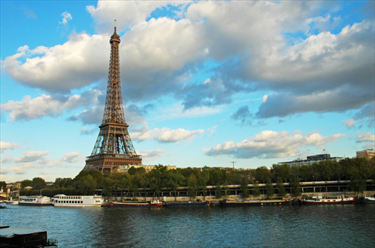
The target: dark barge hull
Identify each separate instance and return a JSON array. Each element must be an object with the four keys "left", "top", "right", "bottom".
[
  {"left": 110, "top": 201, "right": 162, "bottom": 207},
  {"left": 301, "top": 200, "right": 356, "bottom": 205},
  {"left": 18, "top": 203, "right": 53, "bottom": 206},
  {"left": 220, "top": 200, "right": 291, "bottom": 207},
  {"left": 164, "top": 202, "right": 209, "bottom": 207}
]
